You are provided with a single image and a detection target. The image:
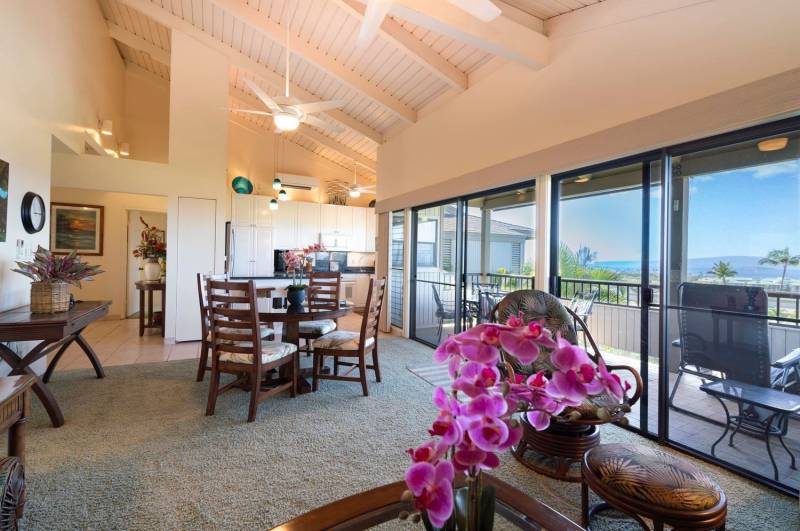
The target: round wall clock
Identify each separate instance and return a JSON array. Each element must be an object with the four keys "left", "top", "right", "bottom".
[{"left": 21, "top": 192, "right": 46, "bottom": 234}]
